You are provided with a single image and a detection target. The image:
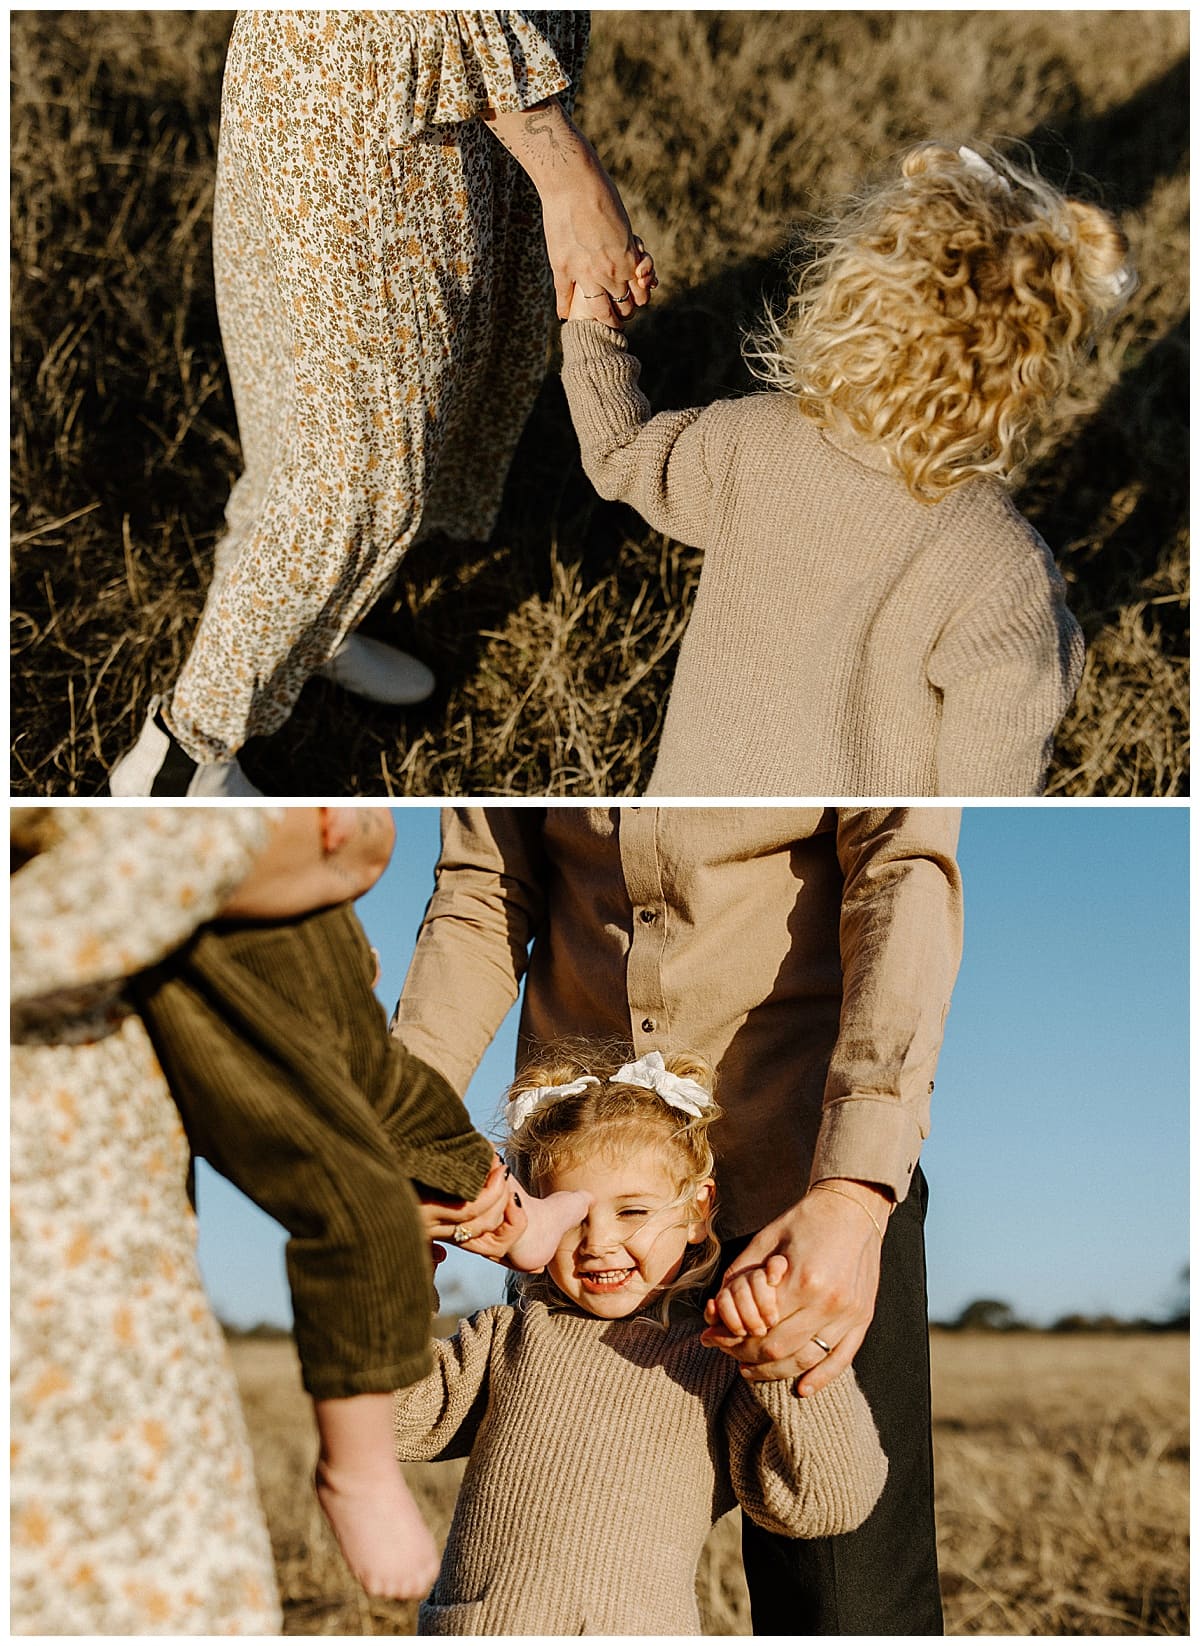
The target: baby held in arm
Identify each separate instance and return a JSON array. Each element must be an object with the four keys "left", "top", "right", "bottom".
[{"left": 131, "top": 807, "right": 587, "bottom": 1601}]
